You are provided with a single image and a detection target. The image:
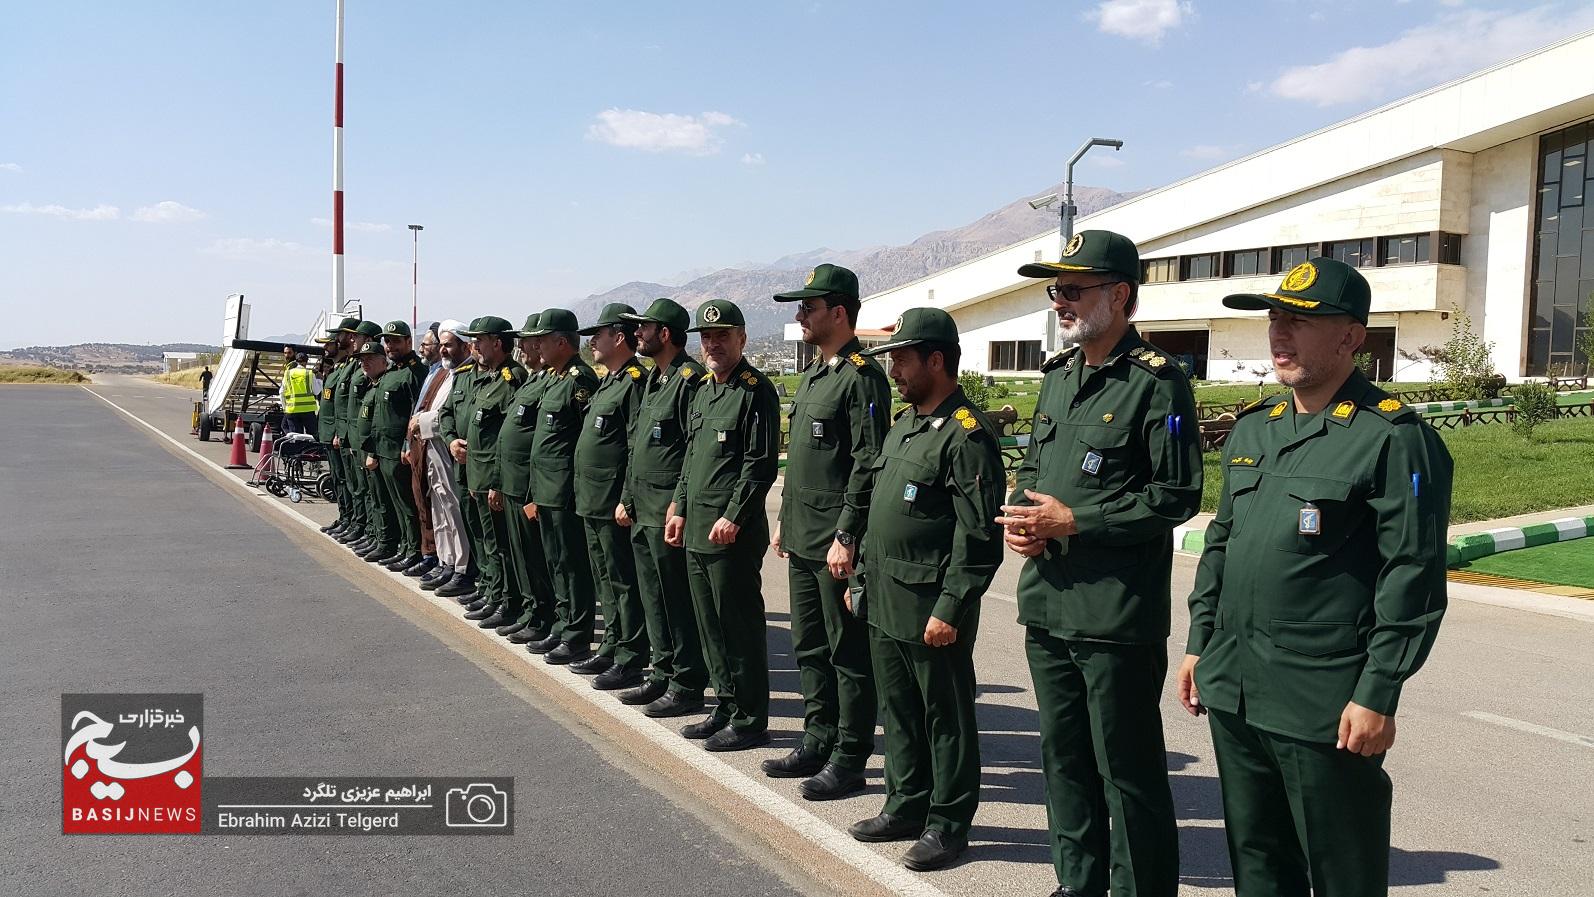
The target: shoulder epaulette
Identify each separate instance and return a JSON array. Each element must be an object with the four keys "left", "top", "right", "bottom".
[
  {"left": 677, "top": 363, "right": 696, "bottom": 381},
  {"left": 1238, "top": 395, "right": 1288, "bottom": 419},
  {"left": 951, "top": 406, "right": 982, "bottom": 434},
  {"left": 738, "top": 369, "right": 761, "bottom": 389},
  {"left": 627, "top": 363, "right": 643, "bottom": 381},
  {"left": 848, "top": 351, "right": 867, "bottom": 368},
  {"left": 1125, "top": 346, "right": 1177, "bottom": 376},
  {"left": 1040, "top": 346, "right": 1079, "bottom": 373},
  {"left": 1367, "top": 394, "right": 1417, "bottom": 423},
  {"left": 457, "top": 362, "right": 476, "bottom": 373},
  {"left": 893, "top": 405, "right": 912, "bottom": 421}
]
